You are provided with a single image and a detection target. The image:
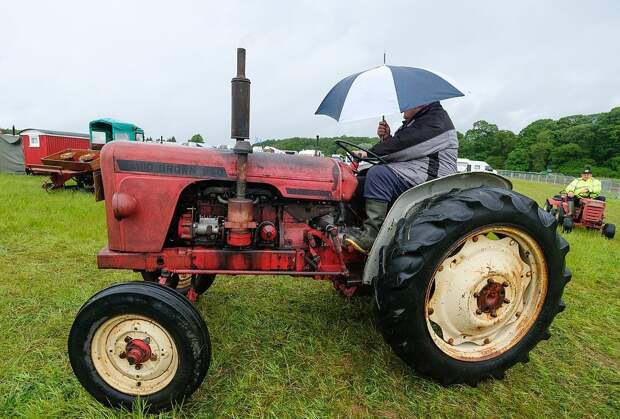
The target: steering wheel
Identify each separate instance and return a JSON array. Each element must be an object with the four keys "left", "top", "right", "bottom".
[{"left": 334, "top": 140, "right": 387, "bottom": 165}]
